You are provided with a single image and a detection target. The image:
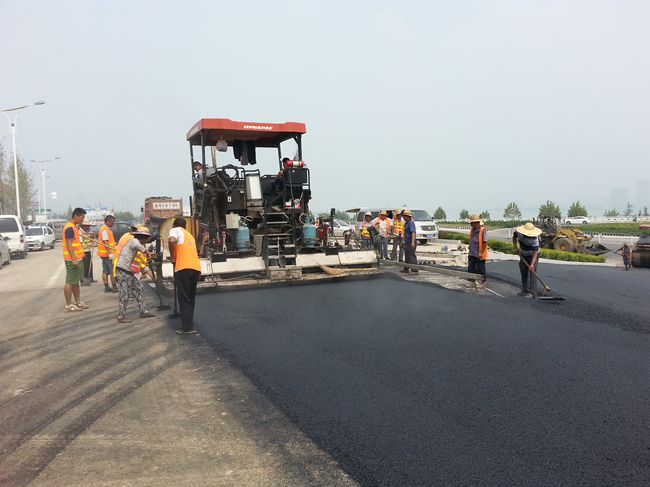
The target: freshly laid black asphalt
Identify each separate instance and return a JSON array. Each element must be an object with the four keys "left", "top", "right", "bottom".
[
  {"left": 194, "top": 269, "right": 650, "bottom": 486},
  {"left": 488, "top": 262, "right": 649, "bottom": 326}
]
